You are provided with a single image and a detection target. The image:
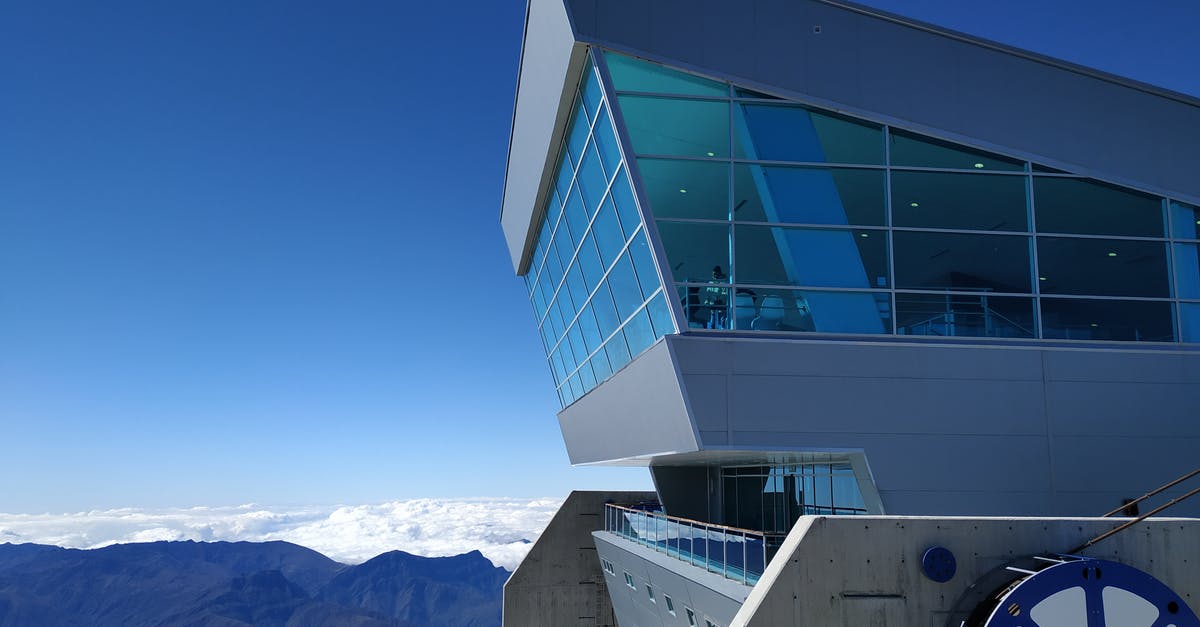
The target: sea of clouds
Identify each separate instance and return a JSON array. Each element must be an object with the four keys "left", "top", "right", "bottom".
[{"left": 0, "top": 498, "right": 562, "bottom": 571}]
